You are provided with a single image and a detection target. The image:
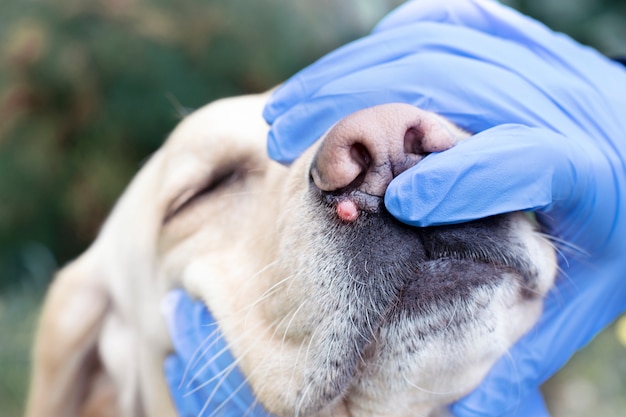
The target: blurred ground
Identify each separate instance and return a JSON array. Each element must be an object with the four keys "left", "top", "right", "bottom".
[
  {"left": 1, "top": 0, "right": 625, "bottom": 416},
  {"left": 0, "top": 289, "right": 42, "bottom": 417}
]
